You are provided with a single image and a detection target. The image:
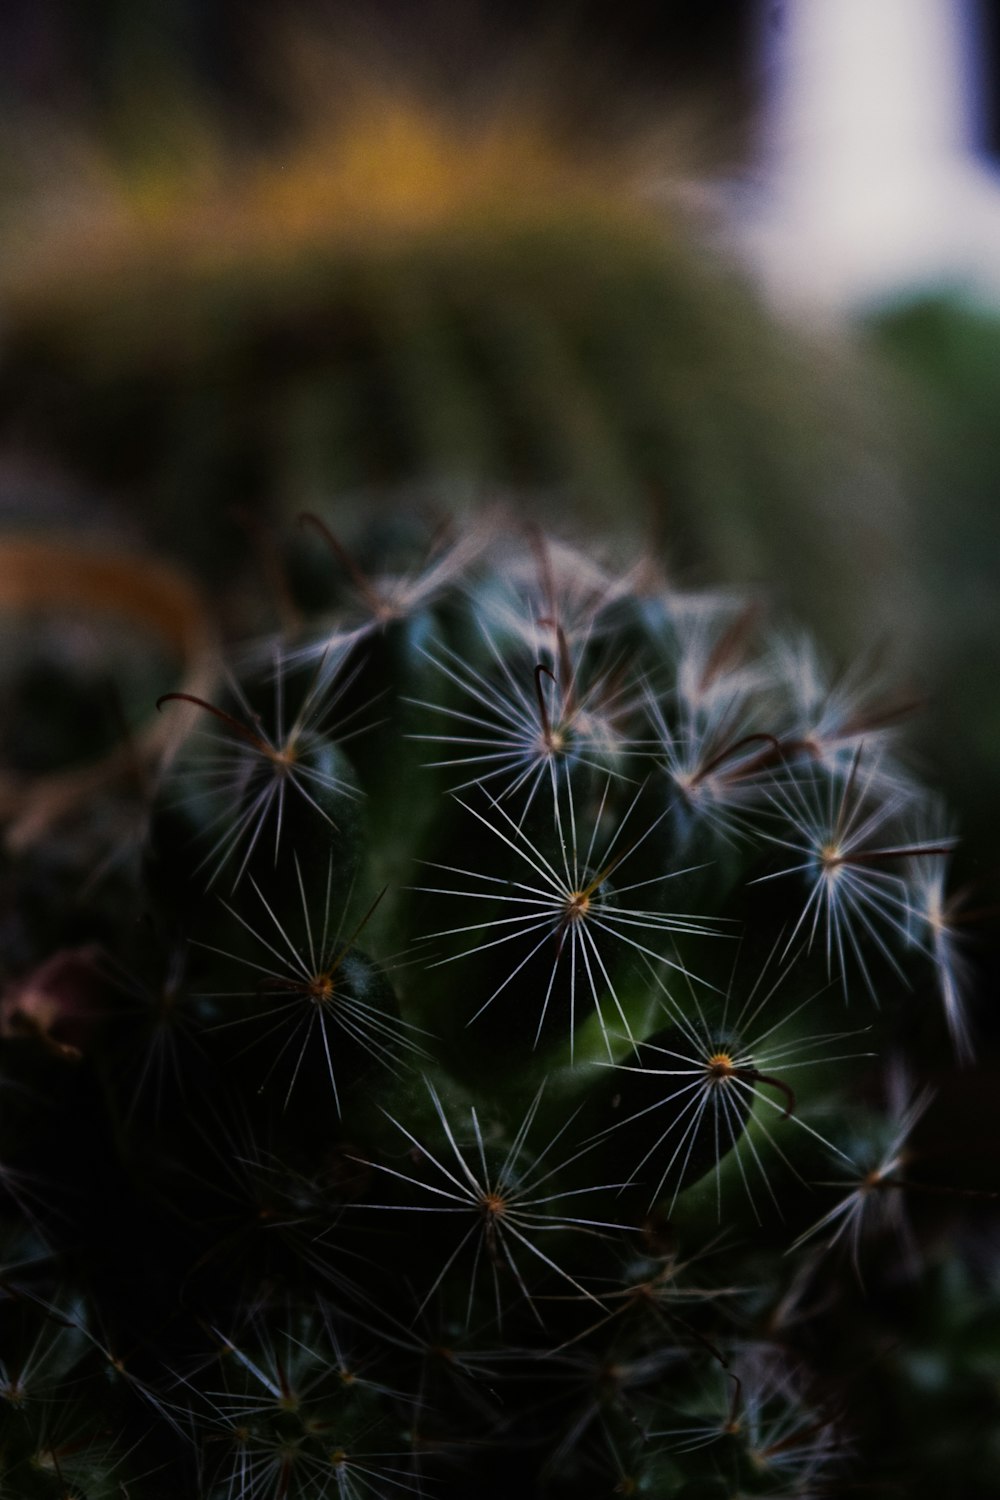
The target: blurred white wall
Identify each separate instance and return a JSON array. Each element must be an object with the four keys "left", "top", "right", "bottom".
[{"left": 738, "top": 0, "right": 1000, "bottom": 313}]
